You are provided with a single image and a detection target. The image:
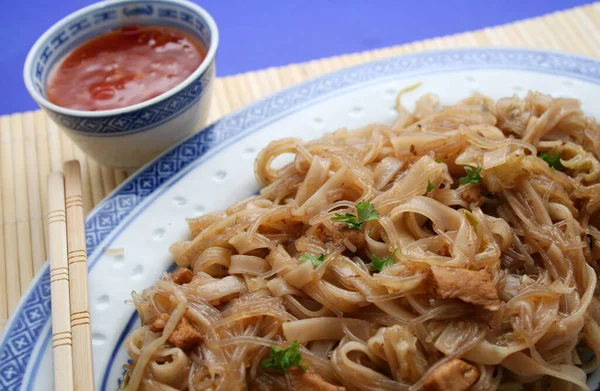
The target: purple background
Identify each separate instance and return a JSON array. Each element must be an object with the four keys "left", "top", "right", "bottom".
[{"left": 0, "top": 0, "right": 591, "bottom": 115}]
